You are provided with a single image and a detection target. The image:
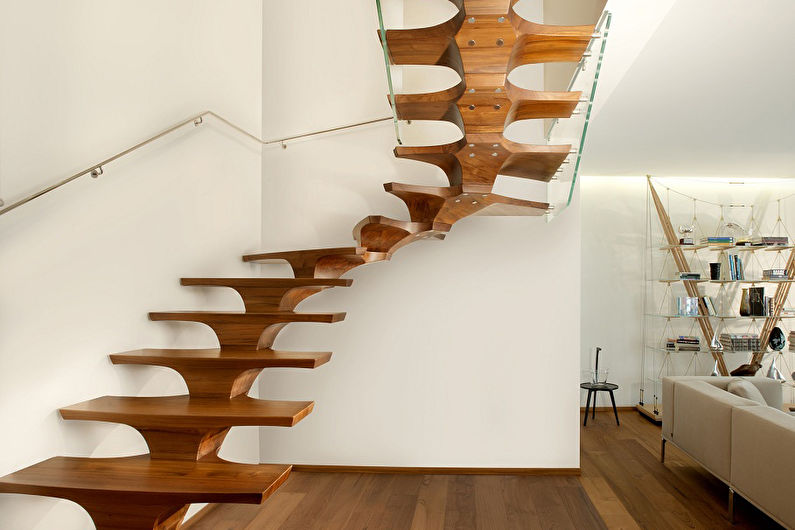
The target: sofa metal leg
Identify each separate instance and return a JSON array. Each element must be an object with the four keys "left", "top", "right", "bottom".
[
  {"left": 728, "top": 488, "right": 735, "bottom": 524},
  {"left": 660, "top": 438, "right": 666, "bottom": 464}
]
